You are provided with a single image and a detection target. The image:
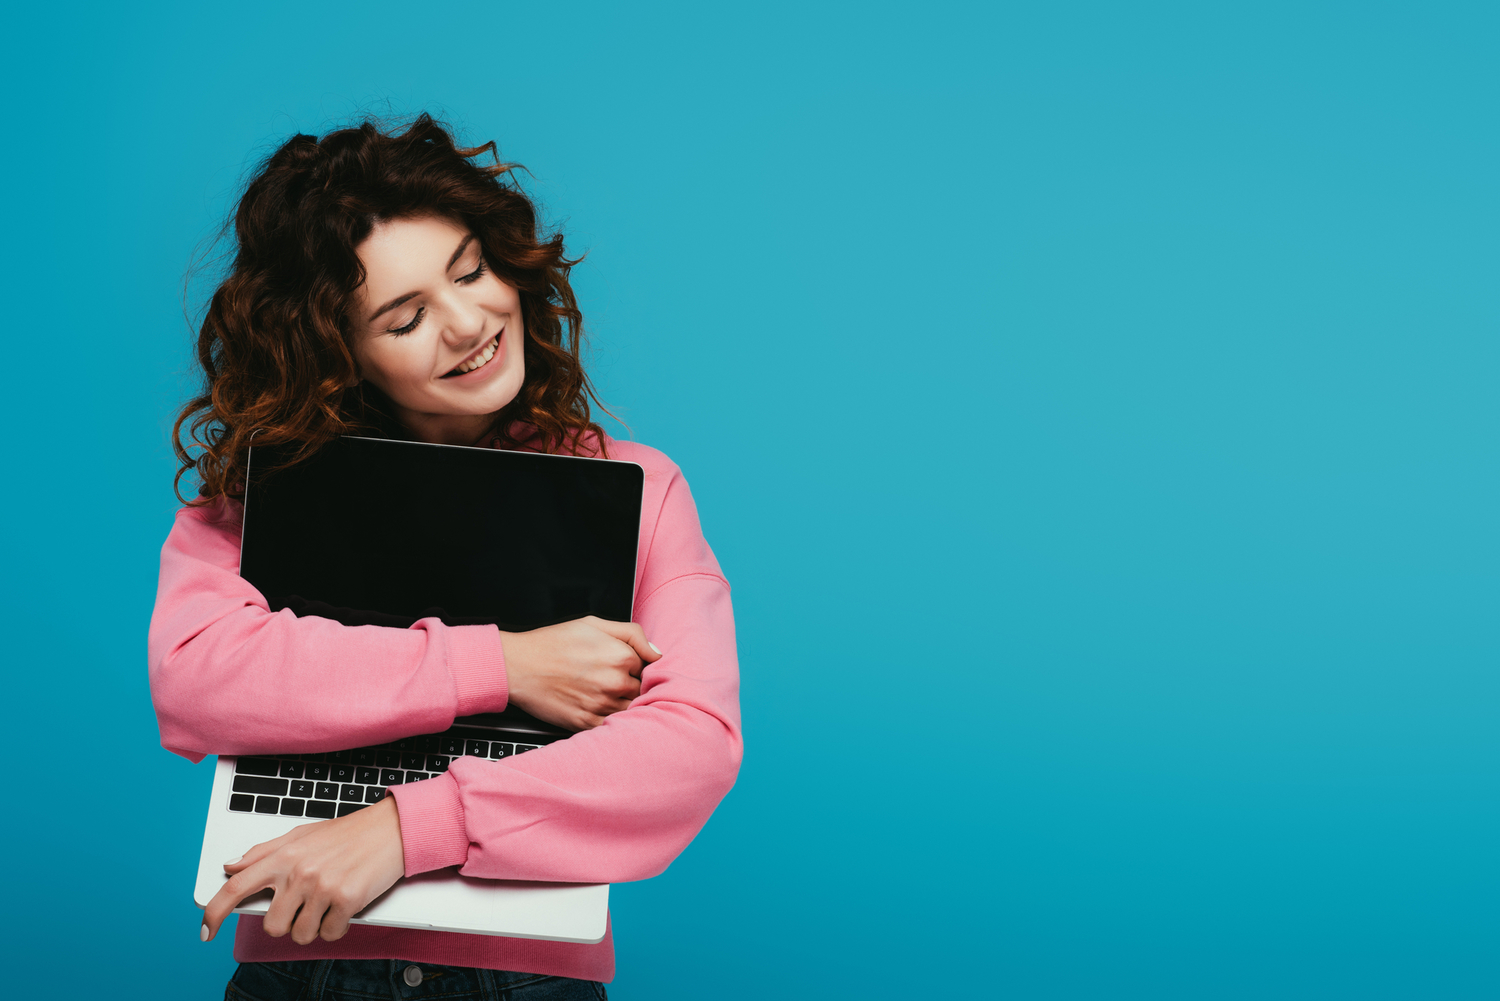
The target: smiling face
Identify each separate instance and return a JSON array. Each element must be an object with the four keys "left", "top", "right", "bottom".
[{"left": 350, "top": 214, "right": 525, "bottom": 445}]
